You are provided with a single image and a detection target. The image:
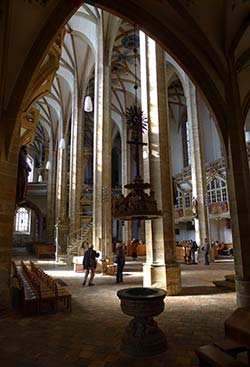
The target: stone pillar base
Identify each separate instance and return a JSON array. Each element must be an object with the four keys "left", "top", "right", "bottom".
[
  {"left": 55, "top": 221, "right": 69, "bottom": 262},
  {"left": 143, "top": 262, "right": 181, "bottom": 295},
  {"left": 235, "top": 279, "right": 250, "bottom": 307},
  {"left": 165, "top": 262, "right": 182, "bottom": 295},
  {"left": 121, "top": 317, "right": 167, "bottom": 357}
]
